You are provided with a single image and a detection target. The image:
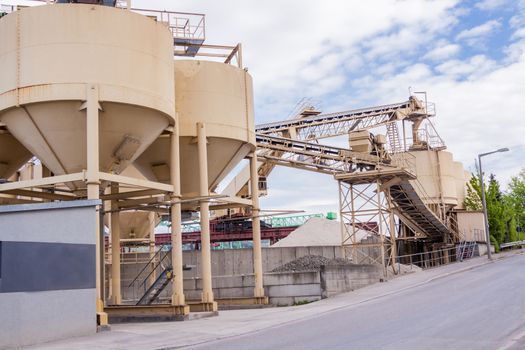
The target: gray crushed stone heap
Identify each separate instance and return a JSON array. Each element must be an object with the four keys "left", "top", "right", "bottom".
[{"left": 271, "top": 255, "right": 353, "bottom": 272}]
